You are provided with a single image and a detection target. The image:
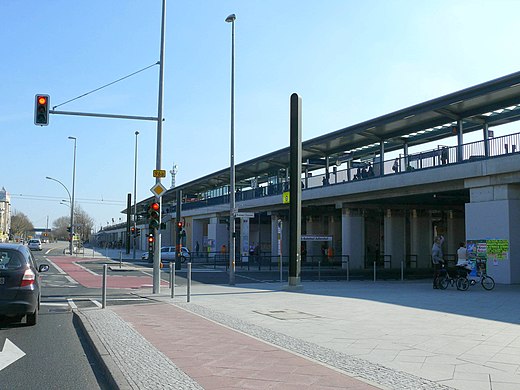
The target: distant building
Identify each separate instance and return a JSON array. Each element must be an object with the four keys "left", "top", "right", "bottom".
[{"left": 0, "top": 187, "right": 11, "bottom": 242}]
